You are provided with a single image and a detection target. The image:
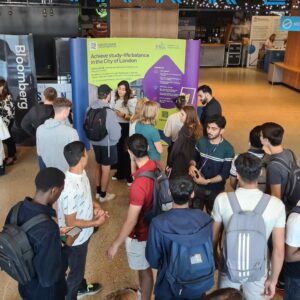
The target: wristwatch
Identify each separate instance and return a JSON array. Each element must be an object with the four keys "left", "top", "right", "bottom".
[{"left": 206, "top": 179, "right": 211, "bottom": 184}]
